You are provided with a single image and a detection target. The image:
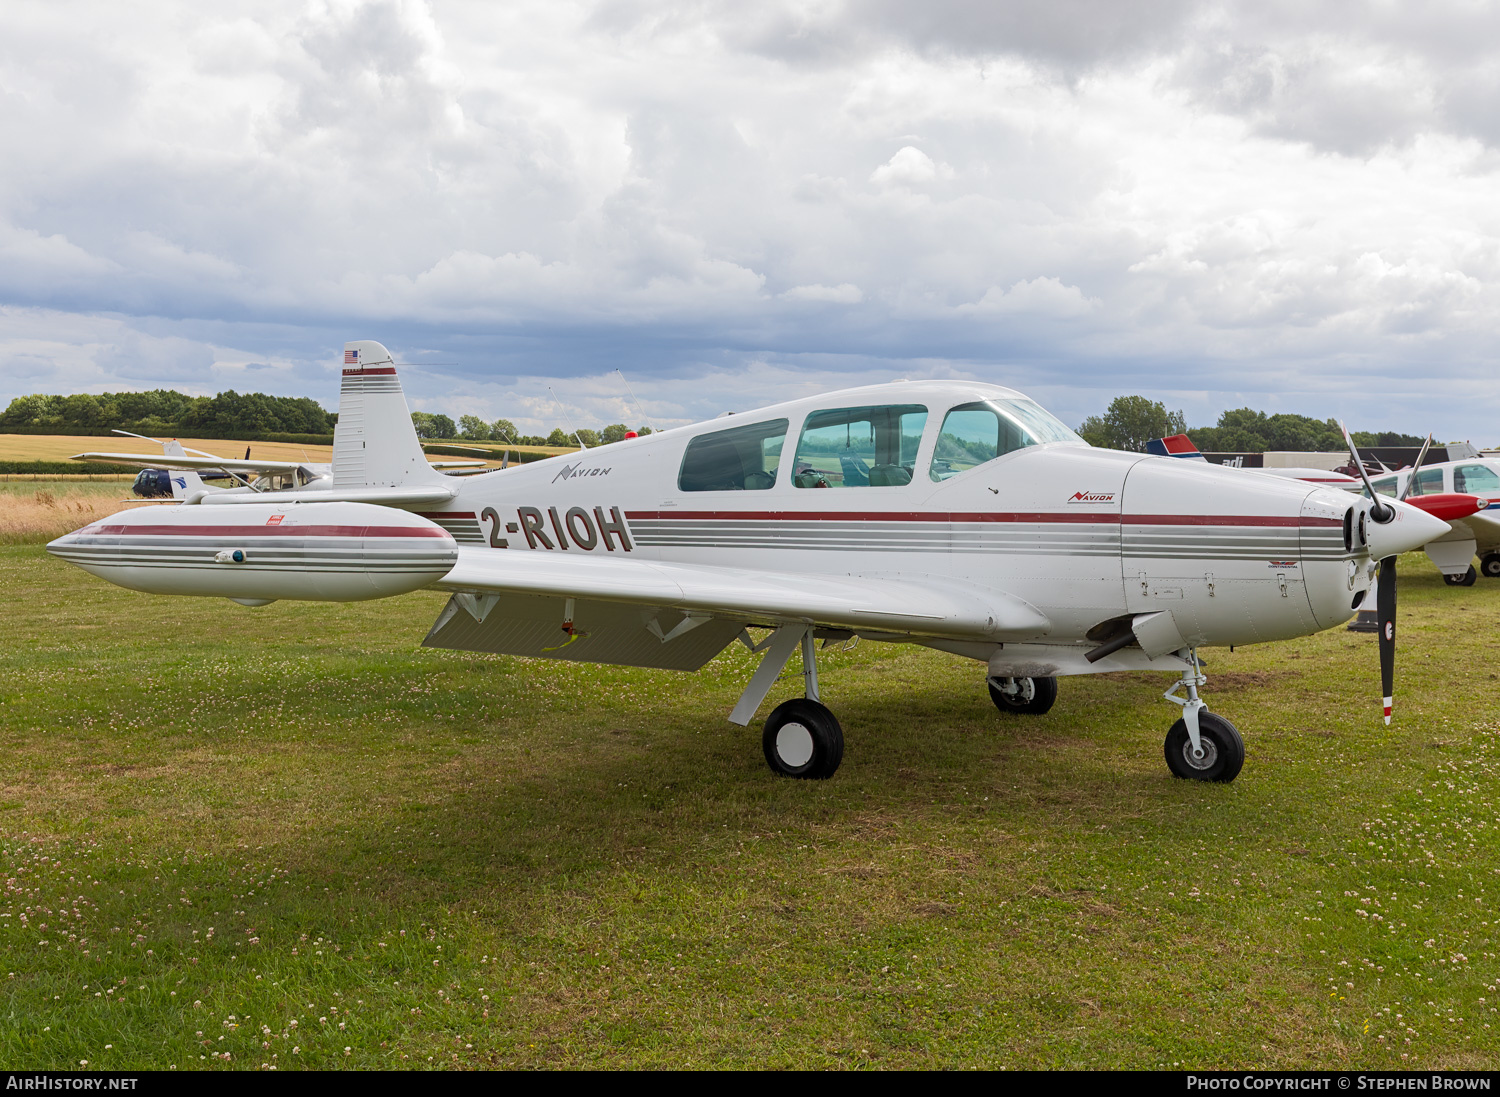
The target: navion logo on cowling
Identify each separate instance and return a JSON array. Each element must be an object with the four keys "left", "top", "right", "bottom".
[{"left": 1067, "top": 490, "right": 1117, "bottom": 504}]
